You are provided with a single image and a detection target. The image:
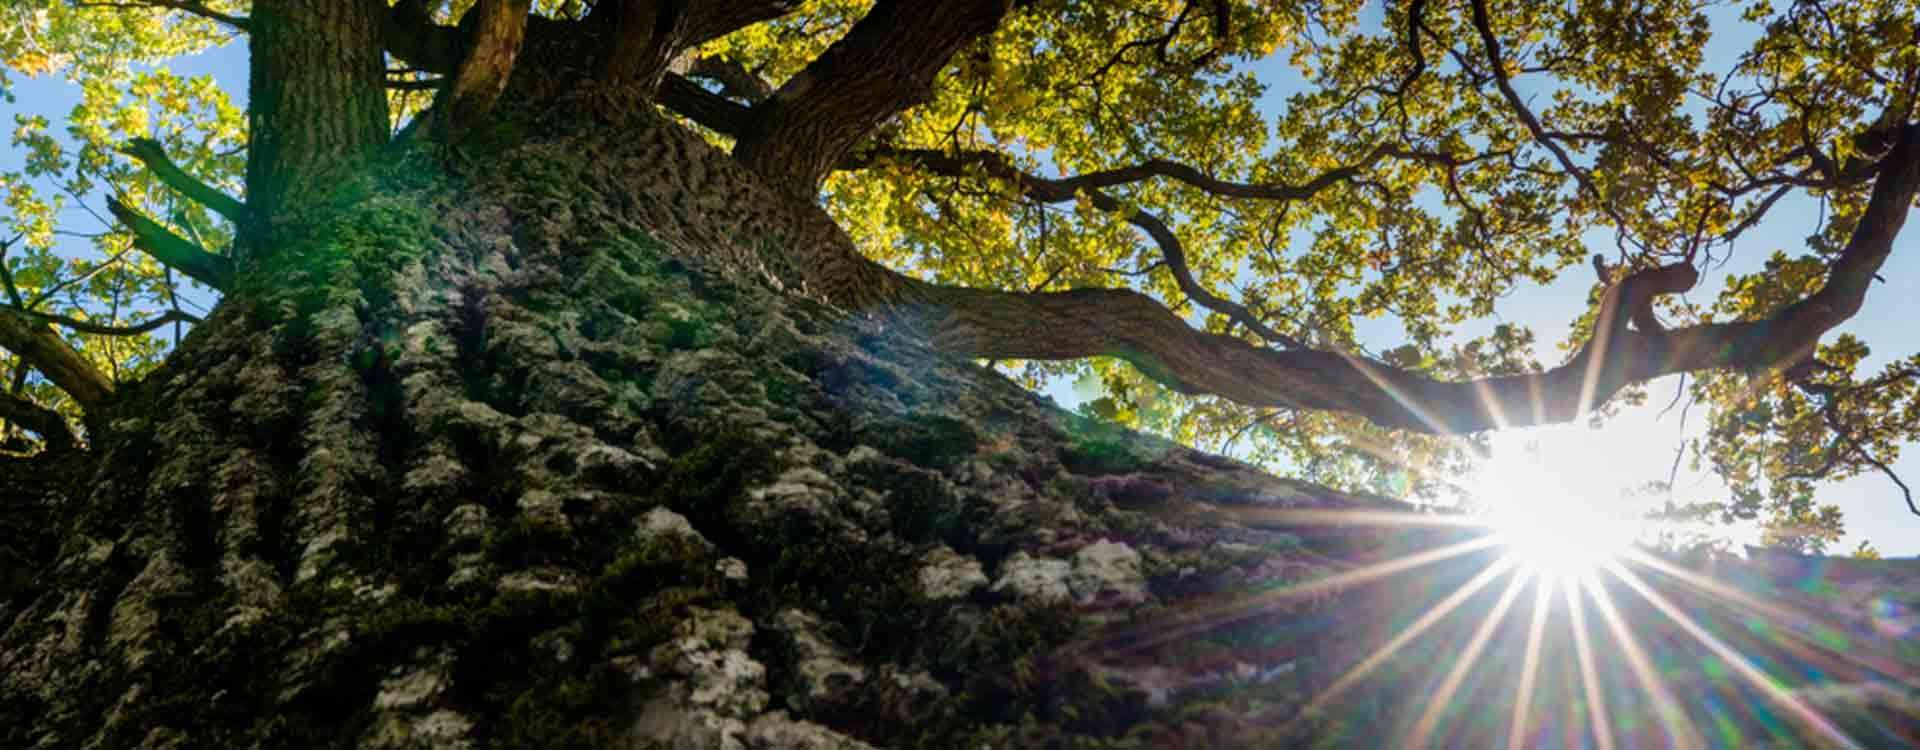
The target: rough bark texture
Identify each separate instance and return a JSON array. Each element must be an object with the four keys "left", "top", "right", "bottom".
[
  {"left": 3, "top": 105, "right": 1919, "bottom": 749},
  {"left": 245, "top": 0, "right": 389, "bottom": 236},
  {"left": 731, "top": 0, "right": 1012, "bottom": 197}
]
